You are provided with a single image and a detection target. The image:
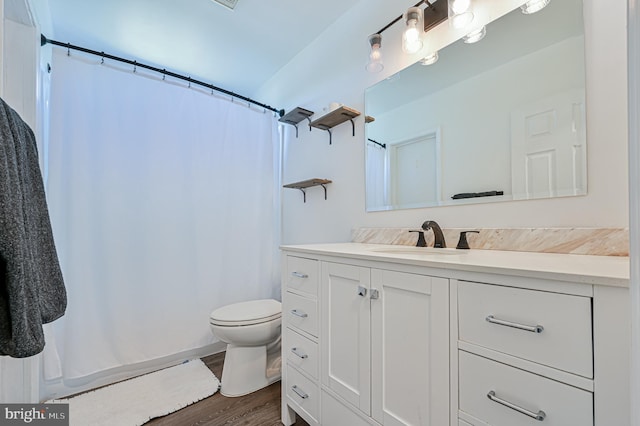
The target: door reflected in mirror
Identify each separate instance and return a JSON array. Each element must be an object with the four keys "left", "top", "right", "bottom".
[{"left": 365, "top": 0, "right": 586, "bottom": 211}]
